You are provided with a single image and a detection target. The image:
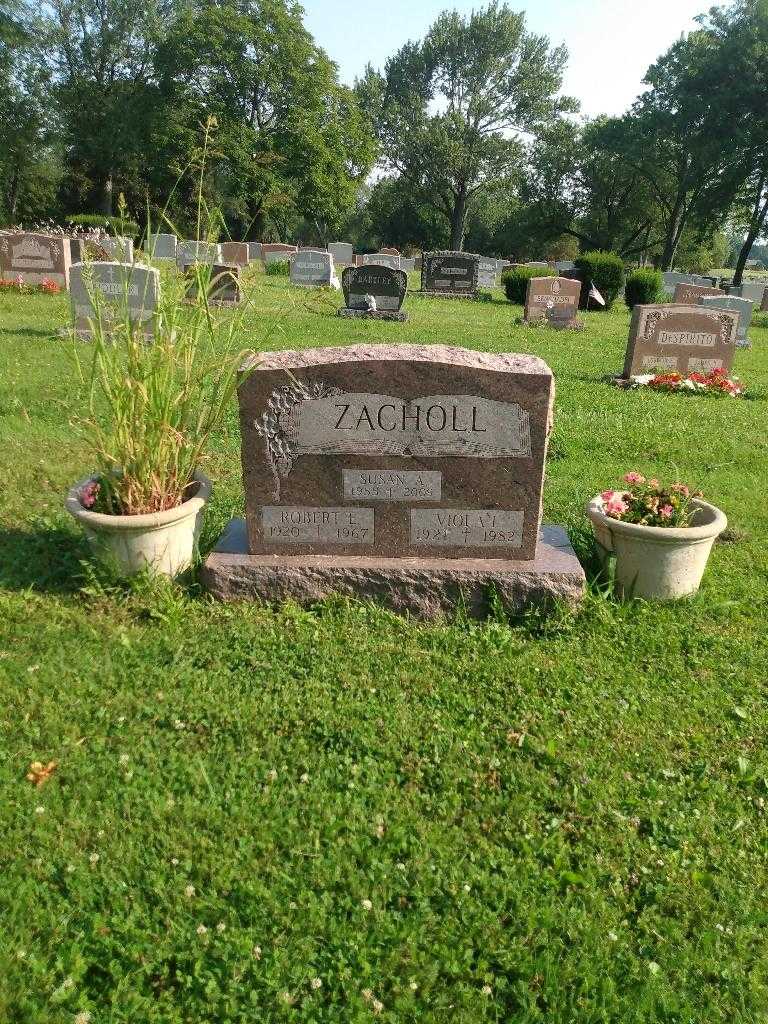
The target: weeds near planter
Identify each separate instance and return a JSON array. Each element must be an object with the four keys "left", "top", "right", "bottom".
[{"left": 68, "top": 119, "right": 254, "bottom": 516}]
